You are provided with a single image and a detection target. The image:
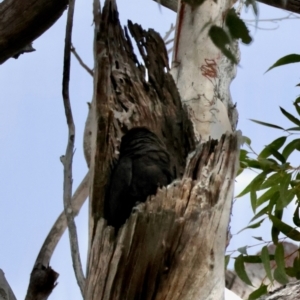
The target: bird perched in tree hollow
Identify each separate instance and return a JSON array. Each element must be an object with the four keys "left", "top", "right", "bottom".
[{"left": 105, "top": 127, "right": 173, "bottom": 231}]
